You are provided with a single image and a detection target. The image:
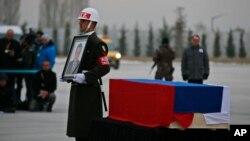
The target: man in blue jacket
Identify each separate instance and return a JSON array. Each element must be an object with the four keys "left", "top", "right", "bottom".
[{"left": 34, "top": 34, "right": 56, "bottom": 70}]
